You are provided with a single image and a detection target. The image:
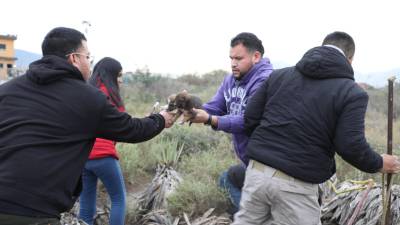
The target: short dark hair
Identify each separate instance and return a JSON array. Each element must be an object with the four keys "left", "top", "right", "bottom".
[
  {"left": 231, "top": 32, "right": 264, "bottom": 56},
  {"left": 41, "top": 27, "right": 87, "bottom": 58},
  {"left": 322, "top": 31, "right": 355, "bottom": 59}
]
